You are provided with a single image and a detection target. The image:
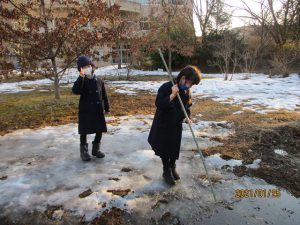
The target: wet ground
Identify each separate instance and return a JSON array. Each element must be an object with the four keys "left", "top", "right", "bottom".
[{"left": 0, "top": 115, "right": 299, "bottom": 225}]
